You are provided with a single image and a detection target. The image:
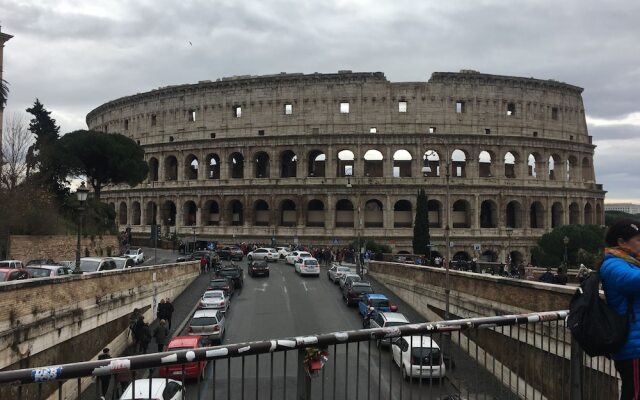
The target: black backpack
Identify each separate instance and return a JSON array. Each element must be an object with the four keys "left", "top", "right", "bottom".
[{"left": 567, "top": 271, "right": 632, "bottom": 357}]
